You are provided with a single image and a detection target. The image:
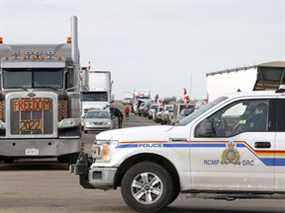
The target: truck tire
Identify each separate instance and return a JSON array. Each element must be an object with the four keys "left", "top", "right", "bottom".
[
  {"left": 58, "top": 153, "right": 79, "bottom": 165},
  {"left": 121, "top": 162, "right": 174, "bottom": 213}
]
